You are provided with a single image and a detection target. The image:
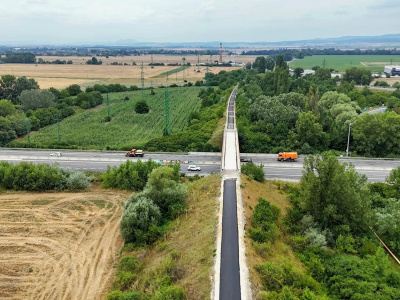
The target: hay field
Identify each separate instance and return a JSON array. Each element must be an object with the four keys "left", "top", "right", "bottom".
[
  {"left": 0, "top": 188, "right": 130, "bottom": 300},
  {"left": 0, "top": 54, "right": 253, "bottom": 89},
  {"left": 289, "top": 55, "right": 400, "bottom": 72}
]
